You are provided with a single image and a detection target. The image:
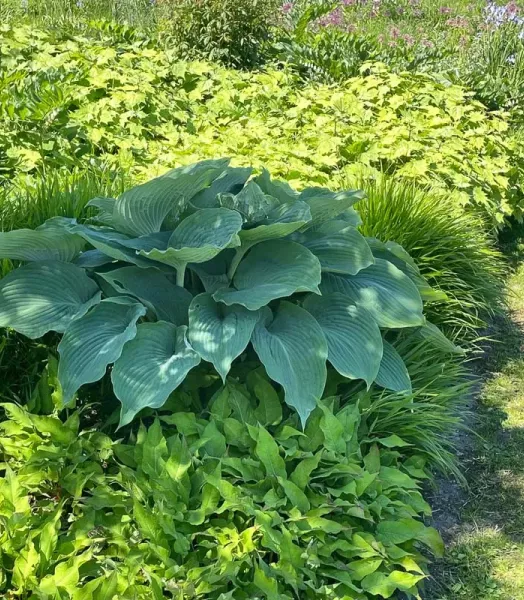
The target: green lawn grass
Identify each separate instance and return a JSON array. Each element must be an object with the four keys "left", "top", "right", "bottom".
[{"left": 429, "top": 229, "right": 524, "bottom": 599}]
